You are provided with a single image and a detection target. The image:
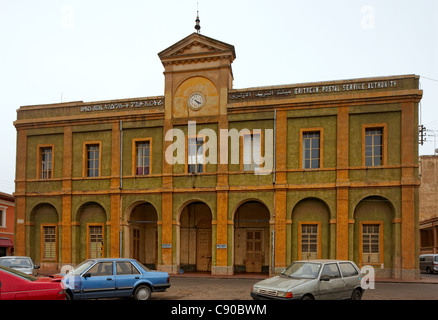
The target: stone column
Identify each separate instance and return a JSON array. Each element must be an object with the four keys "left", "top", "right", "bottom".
[
  {"left": 400, "top": 101, "right": 418, "bottom": 280},
  {"left": 61, "top": 126, "right": 73, "bottom": 265},
  {"left": 274, "top": 110, "right": 287, "bottom": 273},
  {"left": 336, "top": 106, "right": 350, "bottom": 260},
  {"left": 110, "top": 121, "right": 121, "bottom": 257},
  {"left": 15, "top": 129, "right": 27, "bottom": 256}
]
